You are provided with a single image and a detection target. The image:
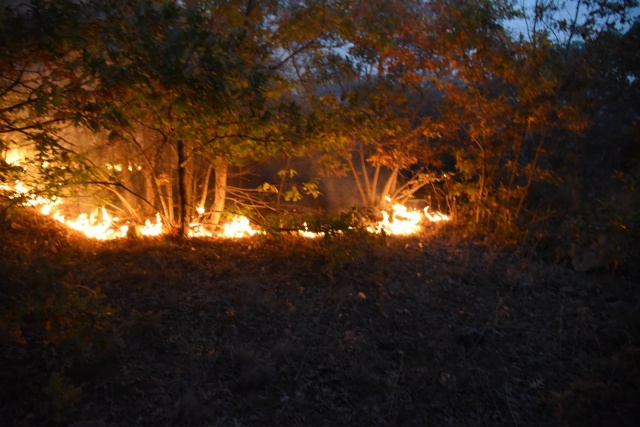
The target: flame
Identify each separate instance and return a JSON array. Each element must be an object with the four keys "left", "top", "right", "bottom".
[
  {"left": 369, "top": 203, "right": 423, "bottom": 235},
  {"left": 4, "top": 180, "right": 450, "bottom": 240},
  {"left": 52, "top": 207, "right": 129, "bottom": 240},
  {"left": 368, "top": 197, "right": 450, "bottom": 235},
  {"left": 298, "top": 222, "right": 324, "bottom": 238},
  {"left": 3, "top": 150, "right": 449, "bottom": 240},
  {"left": 424, "top": 206, "right": 450, "bottom": 222},
  {"left": 4, "top": 148, "right": 26, "bottom": 166},
  {"left": 219, "top": 215, "right": 263, "bottom": 238},
  {"left": 139, "top": 213, "right": 163, "bottom": 236},
  {"left": 189, "top": 221, "right": 213, "bottom": 238}
]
